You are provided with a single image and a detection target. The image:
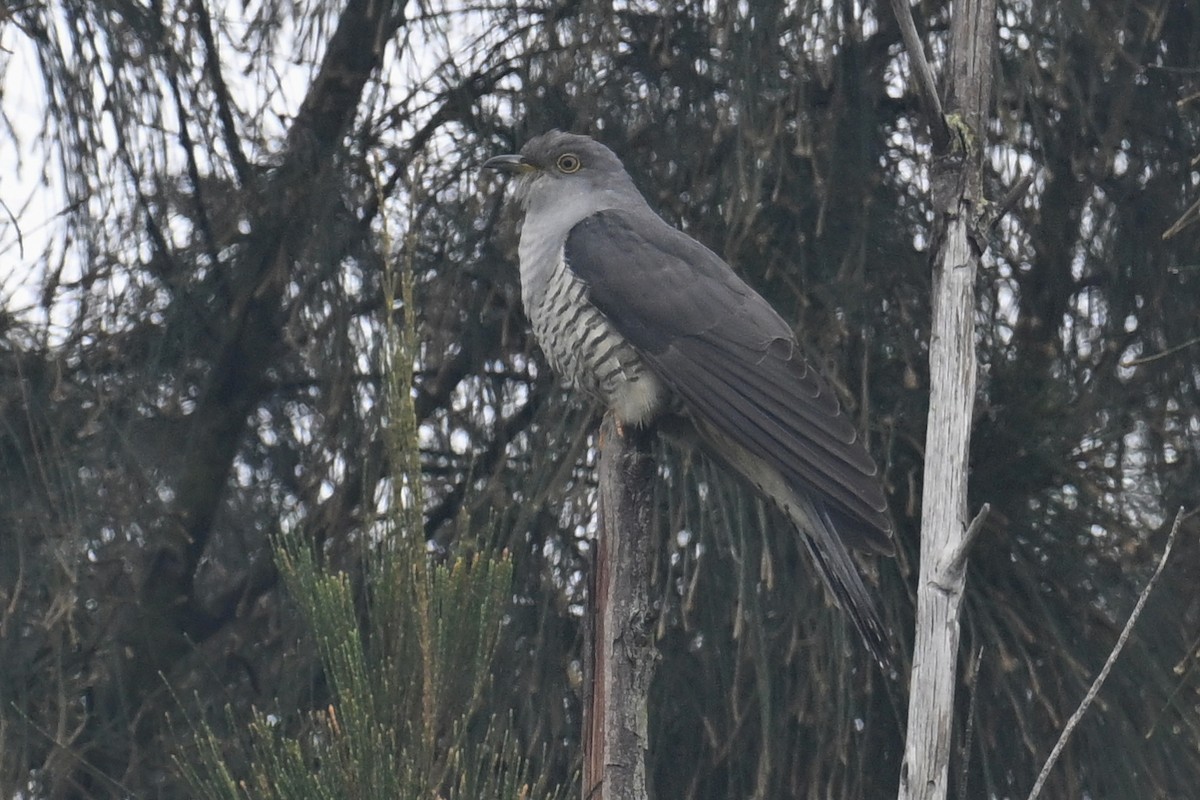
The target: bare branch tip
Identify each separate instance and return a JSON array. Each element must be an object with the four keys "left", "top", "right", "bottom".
[
  {"left": 1027, "top": 505, "right": 1186, "bottom": 800},
  {"left": 944, "top": 503, "right": 991, "bottom": 578}
]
